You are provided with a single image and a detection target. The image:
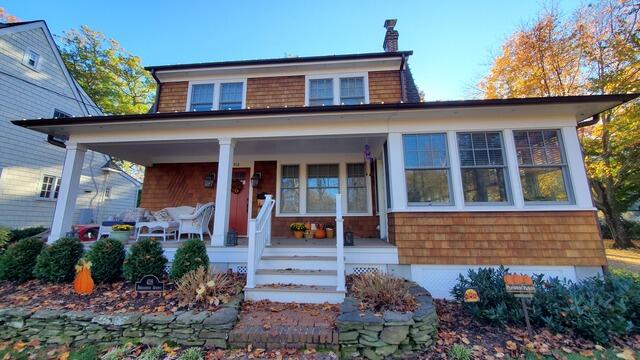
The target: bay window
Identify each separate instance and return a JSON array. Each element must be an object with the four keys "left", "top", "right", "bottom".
[
  {"left": 514, "top": 129, "right": 571, "bottom": 202},
  {"left": 280, "top": 165, "right": 299, "bottom": 213},
  {"left": 403, "top": 133, "right": 451, "bottom": 204},
  {"left": 457, "top": 131, "right": 509, "bottom": 203},
  {"left": 347, "top": 163, "right": 367, "bottom": 212},
  {"left": 307, "top": 164, "right": 340, "bottom": 213}
]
